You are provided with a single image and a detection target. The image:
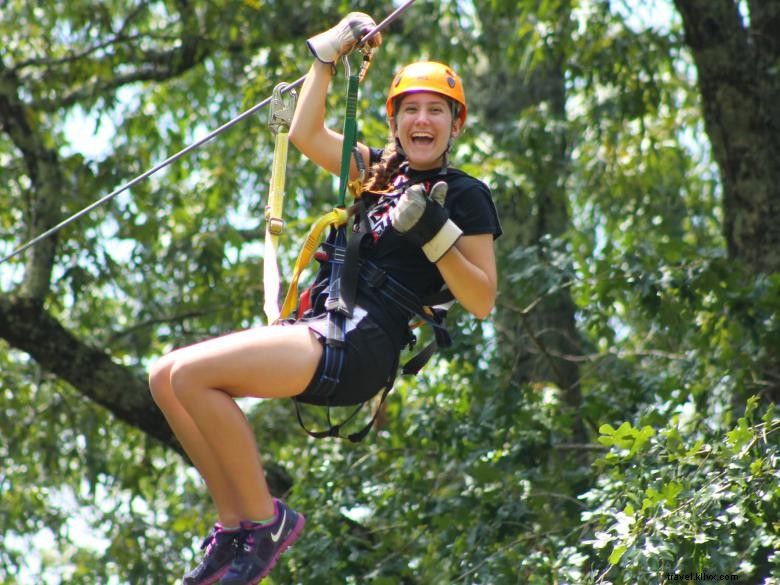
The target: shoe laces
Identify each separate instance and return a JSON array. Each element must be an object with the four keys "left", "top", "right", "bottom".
[
  {"left": 242, "top": 531, "right": 256, "bottom": 552},
  {"left": 237, "top": 520, "right": 272, "bottom": 553},
  {"left": 202, "top": 524, "right": 239, "bottom": 555}
]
